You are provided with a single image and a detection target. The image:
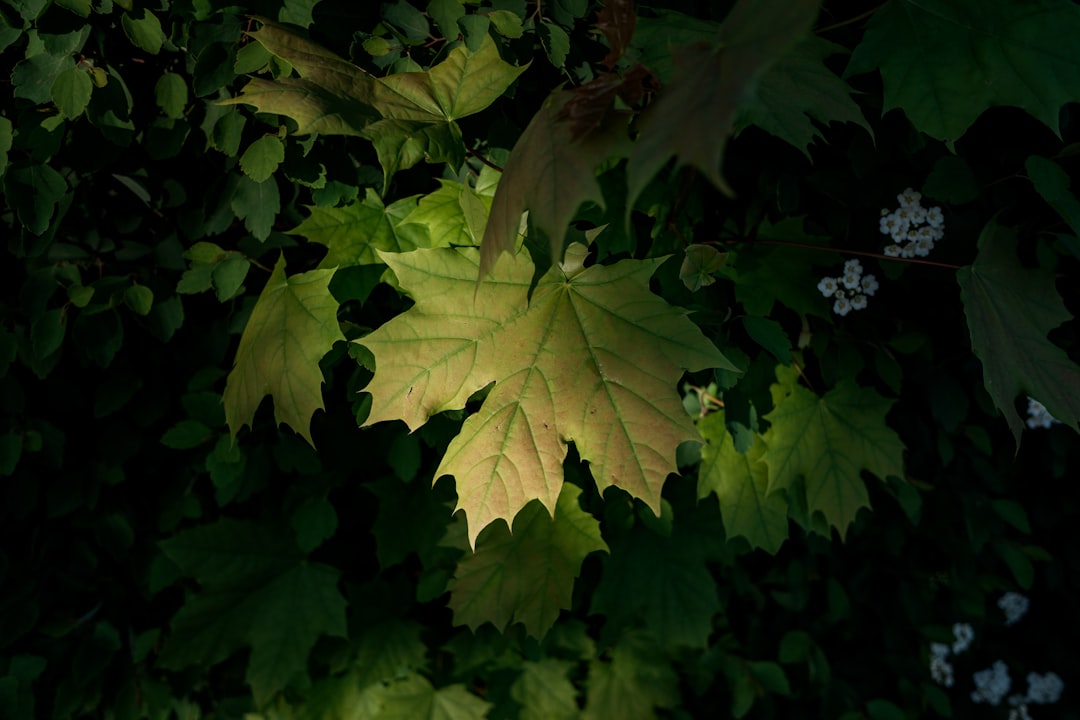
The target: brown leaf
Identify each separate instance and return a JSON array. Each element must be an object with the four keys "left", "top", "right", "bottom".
[{"left": 597, "top": 0, "right": 637, "bottom": 69}]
